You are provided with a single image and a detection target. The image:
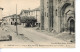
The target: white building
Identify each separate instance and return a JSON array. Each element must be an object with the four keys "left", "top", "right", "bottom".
[
  {"left": 20, "top": 7, "right": 41, "bottom": 27},
  {"left": 2, "top": 14, "right": 21, "bottom": 25},
  {"left": 0, "top": 7, "right": 3, "bottom": 20}
]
